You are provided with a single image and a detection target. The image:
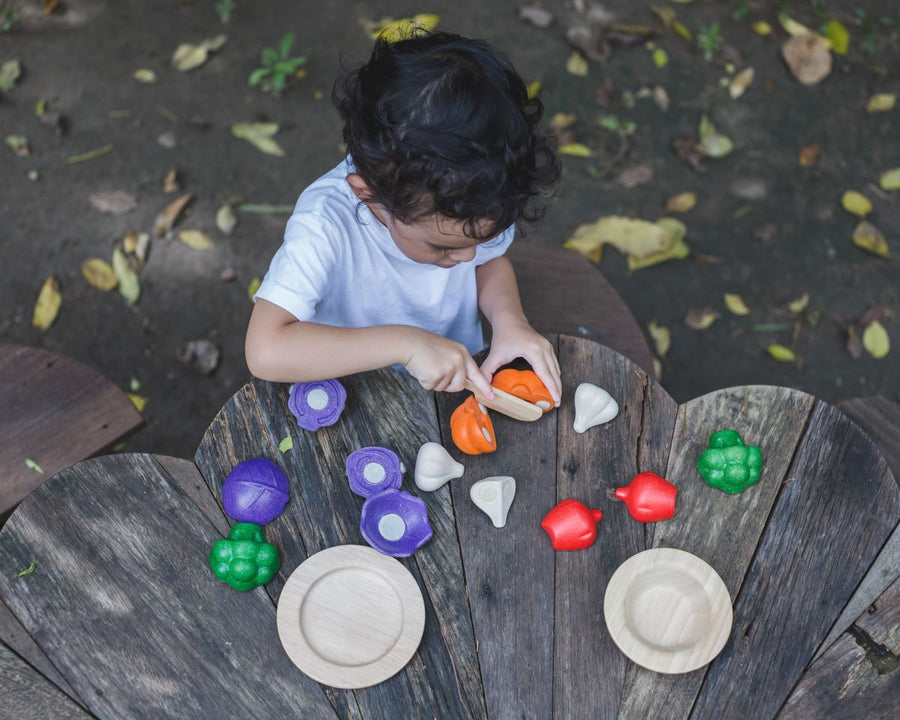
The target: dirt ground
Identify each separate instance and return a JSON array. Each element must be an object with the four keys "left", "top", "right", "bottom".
[{"left": 1, "top": 0, "right": 898, "bottom": 461}]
